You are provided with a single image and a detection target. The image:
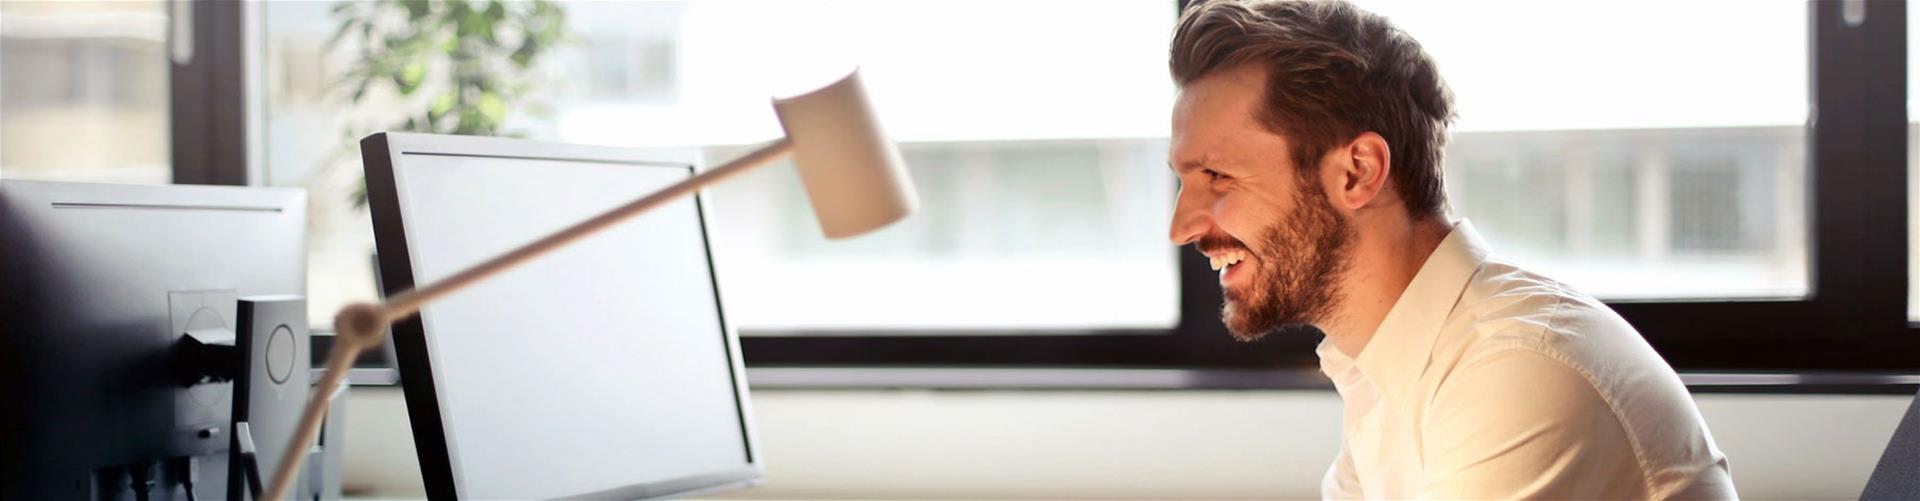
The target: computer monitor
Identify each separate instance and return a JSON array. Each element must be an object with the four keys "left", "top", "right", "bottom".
[
  {"left": 0, "top": 180, "right": 306, "bottom": 499},
  {"left": 362, "top": 132, "right": 762, "bottom": 500}
]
